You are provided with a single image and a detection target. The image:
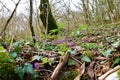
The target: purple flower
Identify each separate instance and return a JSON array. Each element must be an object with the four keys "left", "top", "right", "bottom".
[
  {"left": 34, "top": 62, "right": 39, "bottom": 70},
  {"left": 67, "top": 42, "right": 74, "bottom": 47},
  {"left": 53, "top": 40, "right": 59, "bottom": 45},
  {"left": 58, "top": 40, "right": 65, "bottom": 44},
  {"left": 33, "top": 36, "right": 40, "bottom": 41}
]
